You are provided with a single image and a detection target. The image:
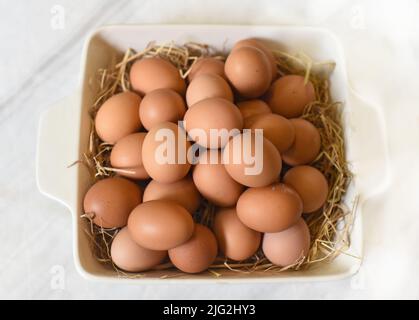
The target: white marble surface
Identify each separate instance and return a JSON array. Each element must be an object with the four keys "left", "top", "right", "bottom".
[{"left": 1, "top": 0, "right": 419, "bottom": 299}]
